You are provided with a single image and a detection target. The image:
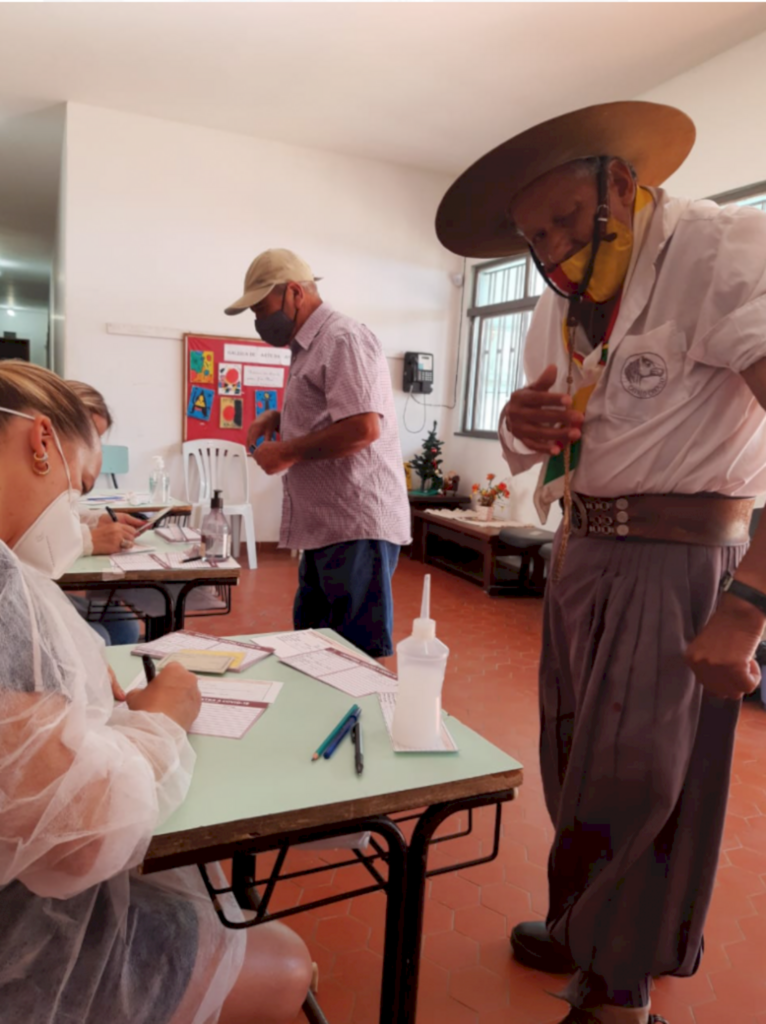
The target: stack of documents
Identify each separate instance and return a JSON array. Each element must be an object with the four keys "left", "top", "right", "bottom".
[
  {"left": 259, "top": 629, "right": 398, "bottom": 697},
  {"left": 133, "top": 631, "right": 271, "bottom": 672}
]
